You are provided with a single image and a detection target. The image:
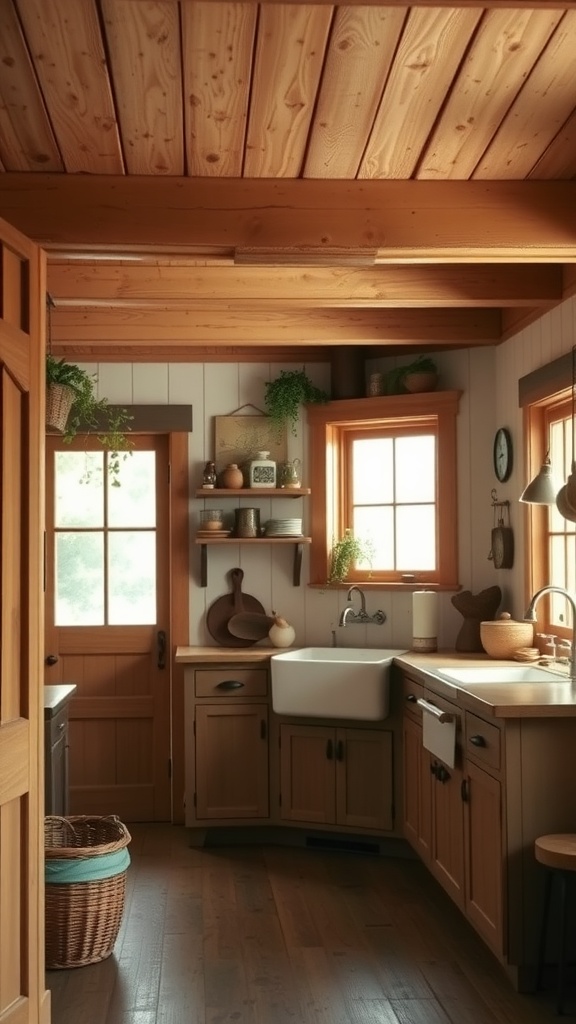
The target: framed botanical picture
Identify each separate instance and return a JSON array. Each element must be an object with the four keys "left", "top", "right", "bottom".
[{"left": 214, "top": 415, "right": 288, "bottom": 483}]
